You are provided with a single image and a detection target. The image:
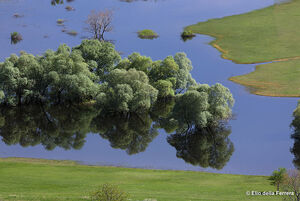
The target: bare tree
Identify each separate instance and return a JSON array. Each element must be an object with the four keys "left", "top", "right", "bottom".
[
  {"left": 282, "top": 170, "right": 300, "bottom": 201},
  {"left": 85, "top": 10, "right": 113, "bottom": 41}
]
